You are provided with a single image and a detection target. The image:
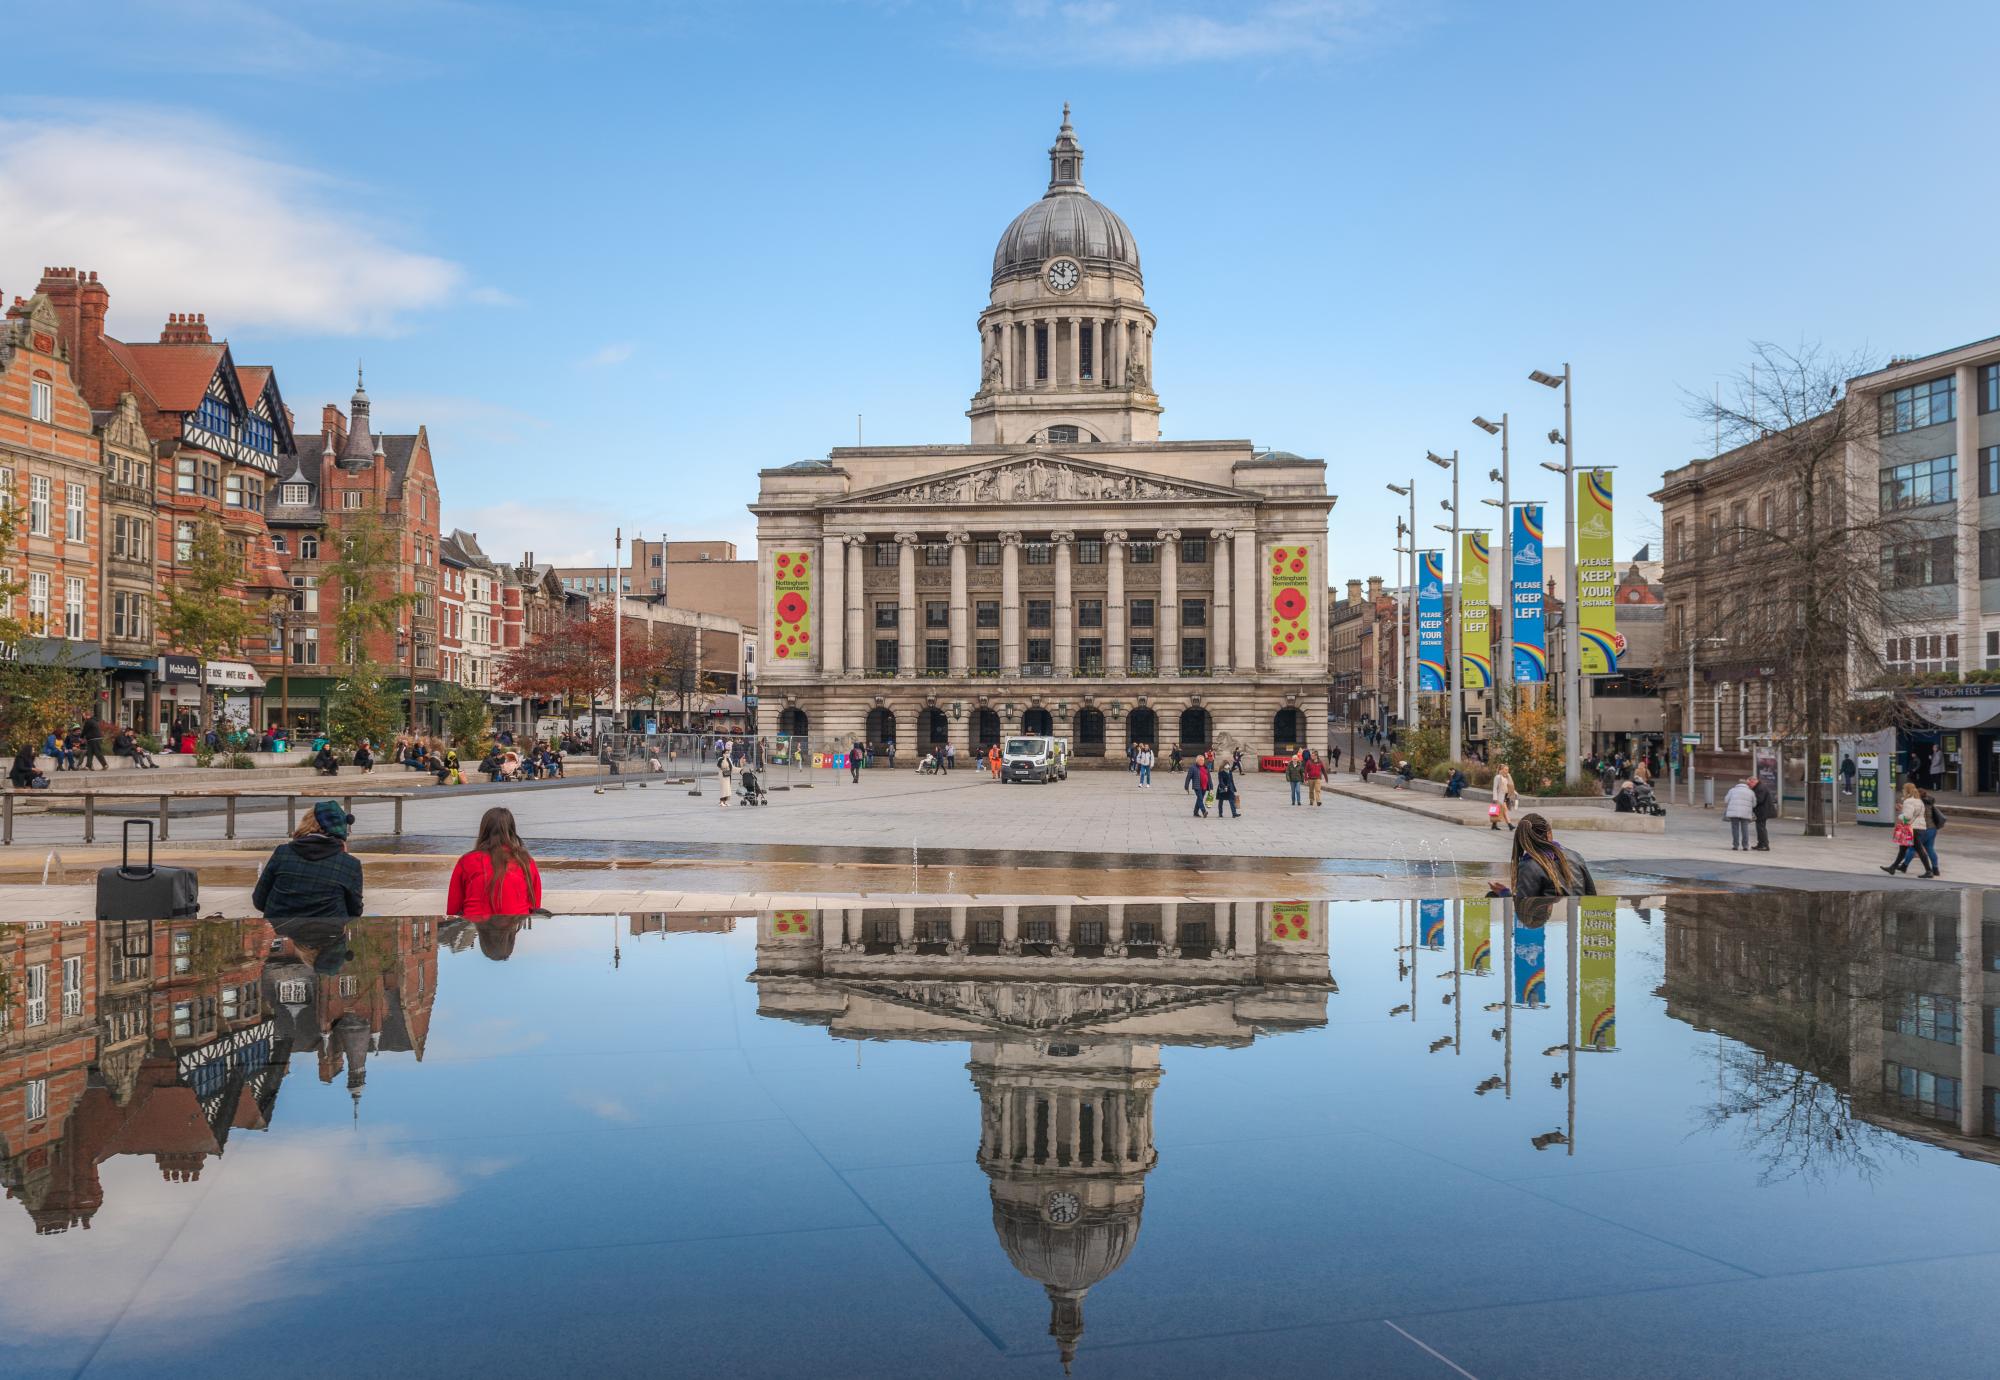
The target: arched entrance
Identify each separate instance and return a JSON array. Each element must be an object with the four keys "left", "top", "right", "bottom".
[
  {"left": 971, "top": 708, "right": 1001, "bottom": 751},
  {"left": 1127, "top": 706, "right": 1158, "bottom": 752},
  {"left": 1273, "top": 707, "right": 1305, "bottom": 753},
  {"left": 919, "top": 706, "right": 949, "bottom": 750},
  {"left": 1179, "top": 706, "right": 1212, "bottom": 750},
  {"left": 1075, "top": 707, "right": 1106, "bottom": 757},
  {"left": 865, "top": 707, "right": 896, "bottom": 750},
  {"left": 776, "top": 706, "right": 809, "bottom": 739},
  {"left": 1022, "top": 707, "right": 1053, "bottom": 736}
]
